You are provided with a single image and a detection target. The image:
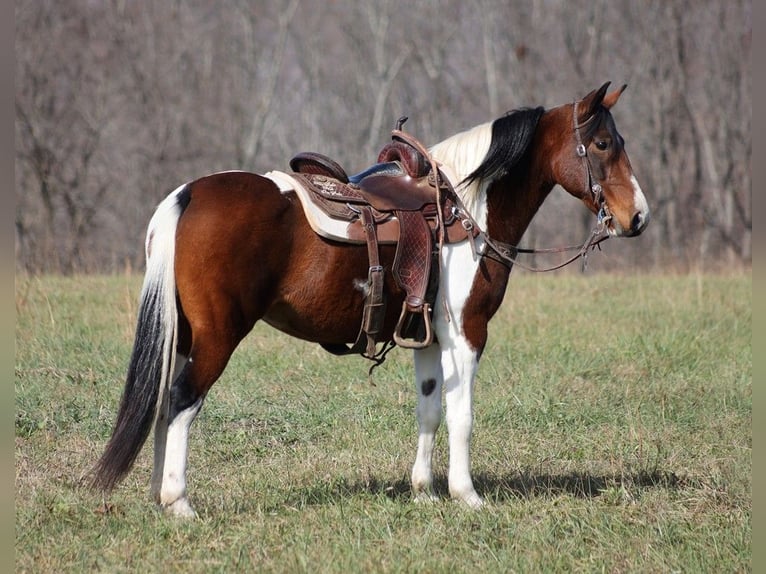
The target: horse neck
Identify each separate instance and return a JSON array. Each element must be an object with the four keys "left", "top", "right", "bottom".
[
  {"left": 483, "top": 136, "right": 557, "bottom": 247},
  {"left": 432, "top": 111, "right": 562, "bottom": 247}
]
